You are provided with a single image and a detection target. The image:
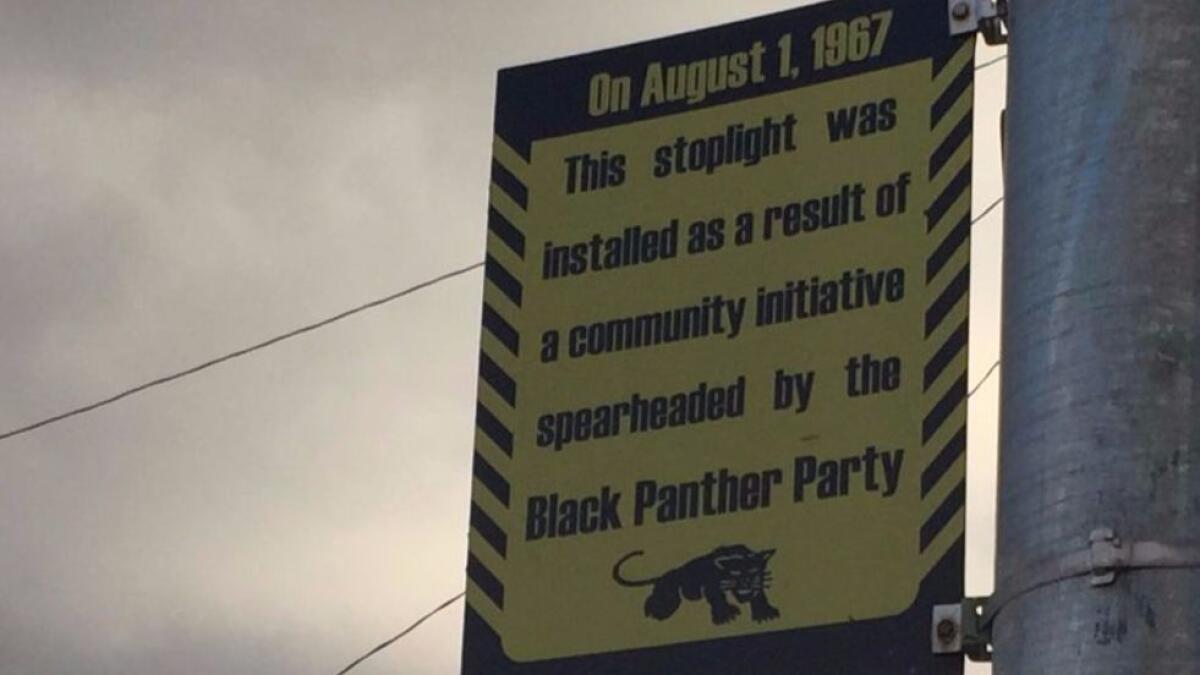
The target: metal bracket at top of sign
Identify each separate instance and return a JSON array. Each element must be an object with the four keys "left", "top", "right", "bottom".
[{"left": 948, "top": 0, "right": 1009, "bottom": 44}]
